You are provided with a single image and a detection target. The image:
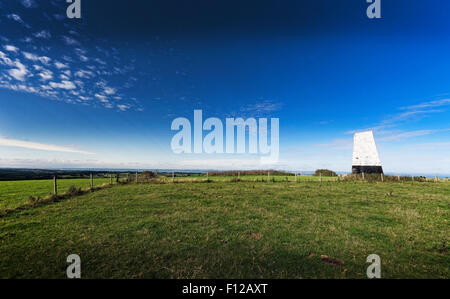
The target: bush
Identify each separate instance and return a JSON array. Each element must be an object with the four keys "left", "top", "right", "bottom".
[
  {"left": 314, "top": 169, "right": 337, "bottom": 177},
  {"left": 67, "top": 185, "right": 82, "bottom": 197},
  {"left": 28, "top": 196, "right": 45, "bottom": 205},
  {"left": 139, "top": 171, "right": 158, "bottom": 182},
  {"left": 207, "top": 170, "right": 294, "bottom": 176}
]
